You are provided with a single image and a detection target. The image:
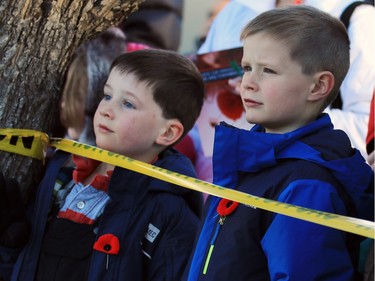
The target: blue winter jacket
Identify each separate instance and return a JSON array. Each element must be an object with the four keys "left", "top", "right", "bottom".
[
  {"left": 0, "top": 148, "right": 203, "bottom": 281},
  {"left": 185, "top": 114, "right": 374, "bottom": 281}
]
